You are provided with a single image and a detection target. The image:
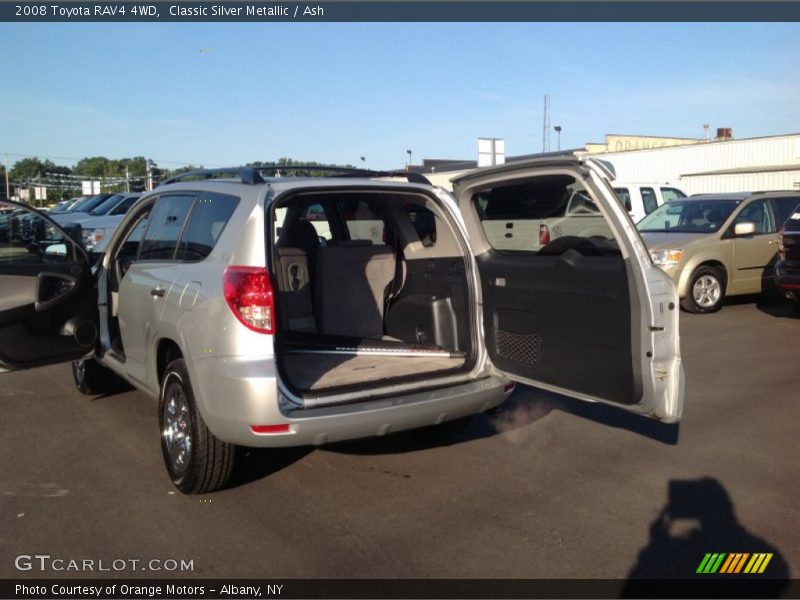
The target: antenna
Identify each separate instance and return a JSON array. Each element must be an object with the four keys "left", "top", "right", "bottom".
[{"left": 542, "top": 94, "right": 551, "bottom": 153}]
